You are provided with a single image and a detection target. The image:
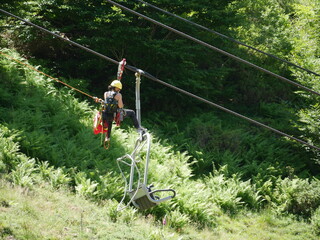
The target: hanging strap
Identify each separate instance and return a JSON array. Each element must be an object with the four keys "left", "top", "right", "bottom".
[
  {"left": 115, "top": 109, "right": 124, "bottom": 126},
  {"left": 117, "top": 58, "right": 126, "bottom": 81}
]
